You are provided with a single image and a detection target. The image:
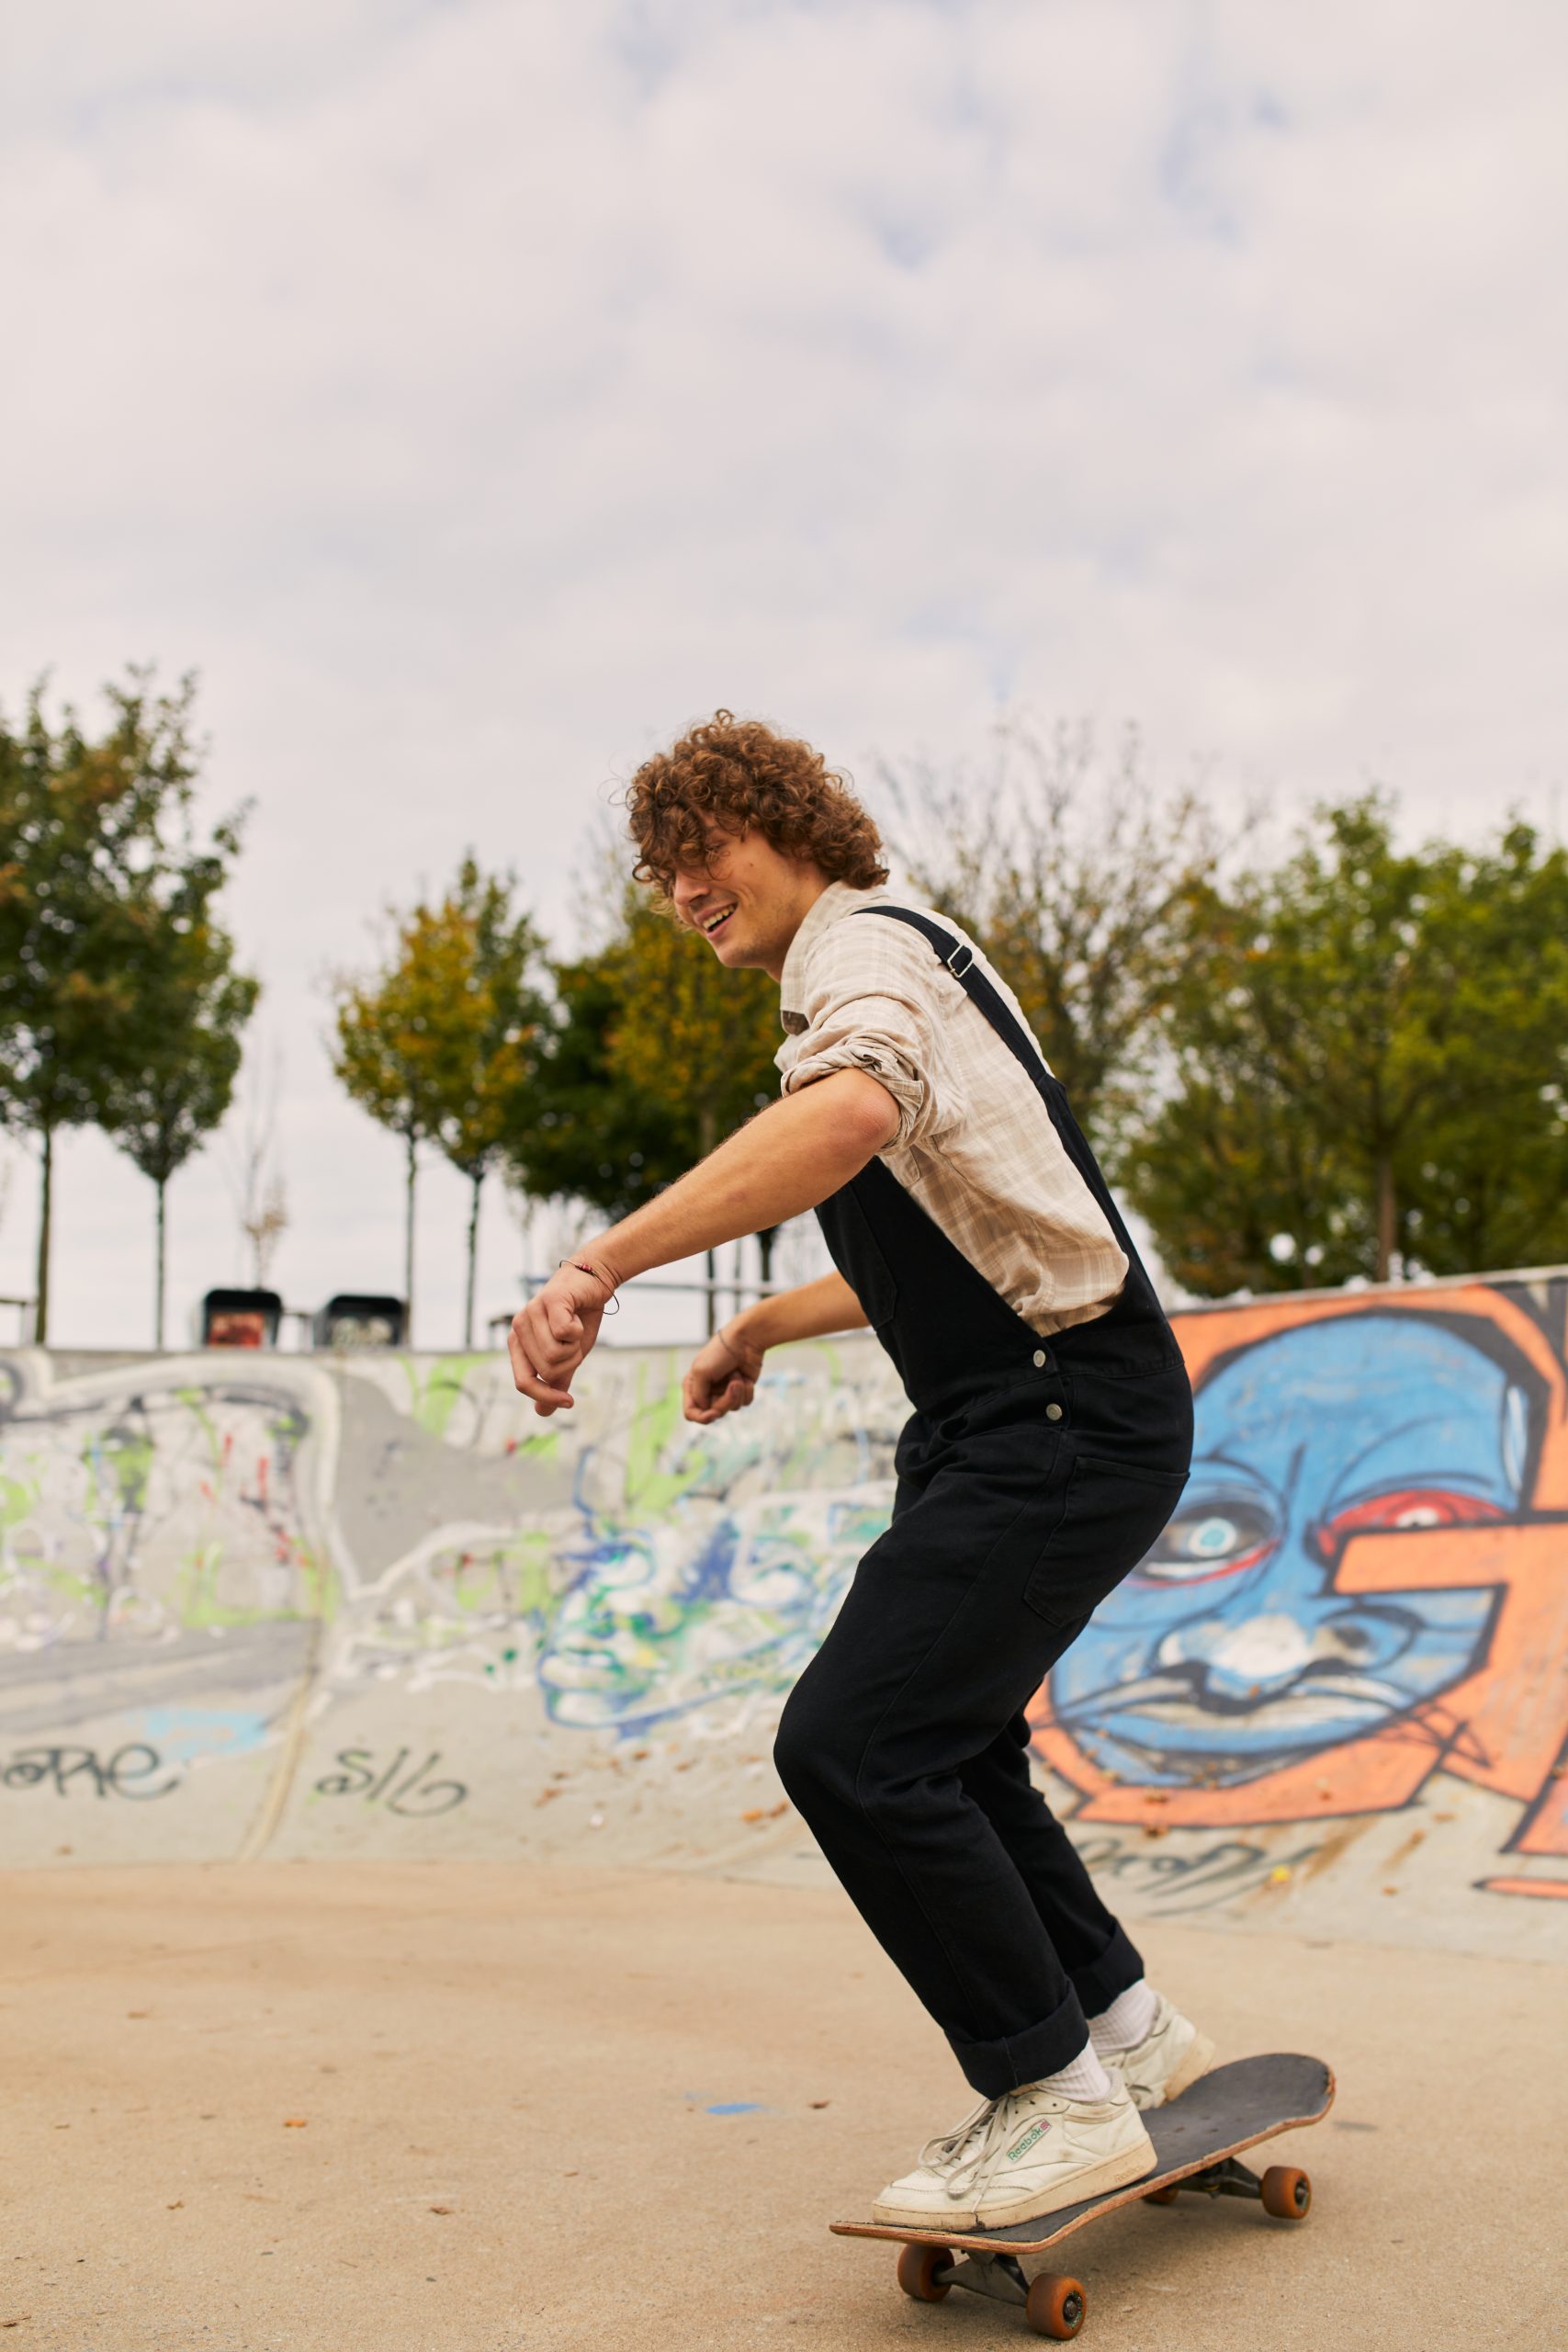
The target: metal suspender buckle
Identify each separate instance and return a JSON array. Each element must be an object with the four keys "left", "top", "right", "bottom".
[{"left": 944, "top": 940, "right": 975, "bottom": 978}]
